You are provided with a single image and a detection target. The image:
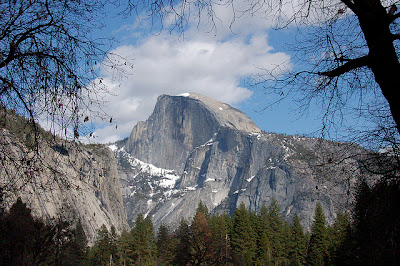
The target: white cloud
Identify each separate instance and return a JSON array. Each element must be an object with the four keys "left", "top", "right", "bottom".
[
  {"left": 88, "top": 8, "right": 292, "bottom": 143},
  {"left": 163, "top": 0, "right": 347, "bottom": 40}
]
